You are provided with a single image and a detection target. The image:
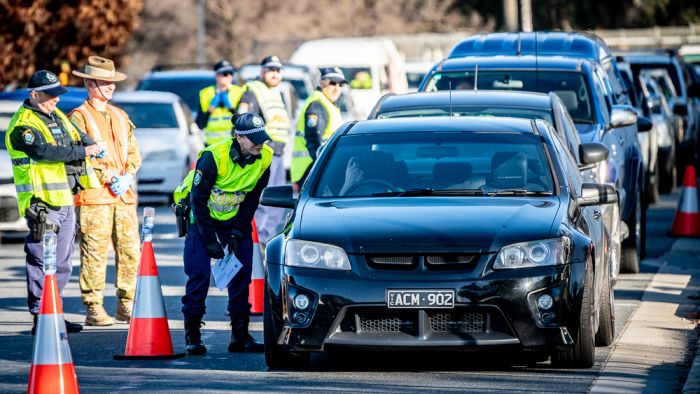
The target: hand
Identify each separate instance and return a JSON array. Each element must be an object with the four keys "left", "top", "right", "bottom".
[
  {"left": 109, "top": 173, "right": 134, "bottom": 196},
  {"left": 216, "top": 92, "right": 227, "bottom": 108},
  {"left": 220, "top": 92, "right": 233, "bottom": 109},
  {"left": 227, "top": 236, "right": 240, "bottom": 257},
  {"left": 205, "top": 241, "right": 225, "bottom": 259},
  {"left": 85, "top": 144, "right": 103, "bottom": 157},
  {"left": 209, "top": 94, "right": 221, "bottom": 110}
]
